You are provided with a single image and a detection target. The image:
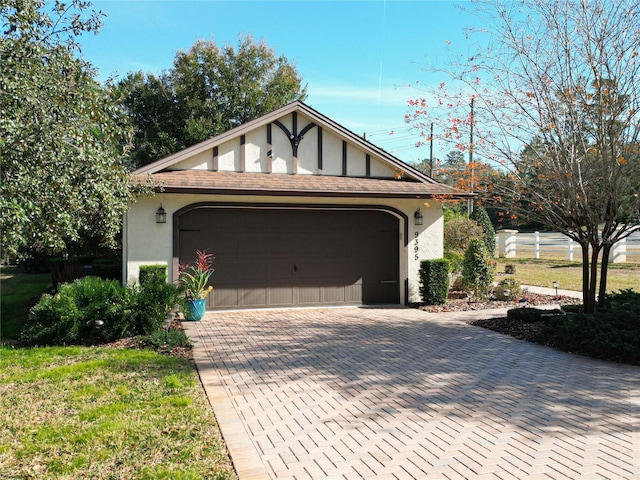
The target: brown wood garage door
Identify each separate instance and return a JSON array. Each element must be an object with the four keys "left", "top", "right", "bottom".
[{"left": 178, "top": 207, "right": 400, "bottom": 309}]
